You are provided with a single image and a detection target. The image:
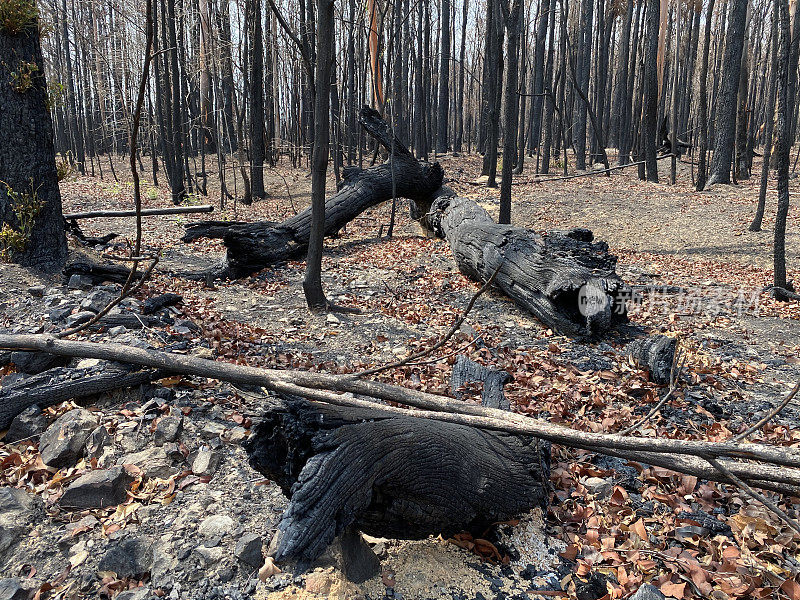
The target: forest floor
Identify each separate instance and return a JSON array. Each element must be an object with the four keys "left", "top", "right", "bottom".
[{"left": 1, "top": 150, "right": 799, "bottom": 600}]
